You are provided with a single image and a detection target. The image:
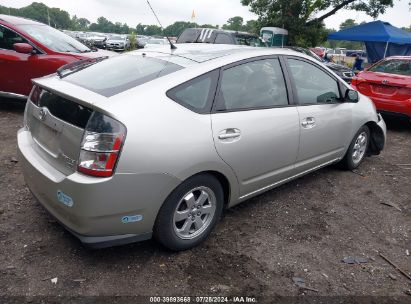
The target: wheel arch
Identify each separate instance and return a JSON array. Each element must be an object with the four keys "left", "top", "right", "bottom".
[
  {"left": 365, "top": 120, "right": 385, "bottom": 155},
  {"left": 182, "top": 170, "right": 232, "bottom": 209}
]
